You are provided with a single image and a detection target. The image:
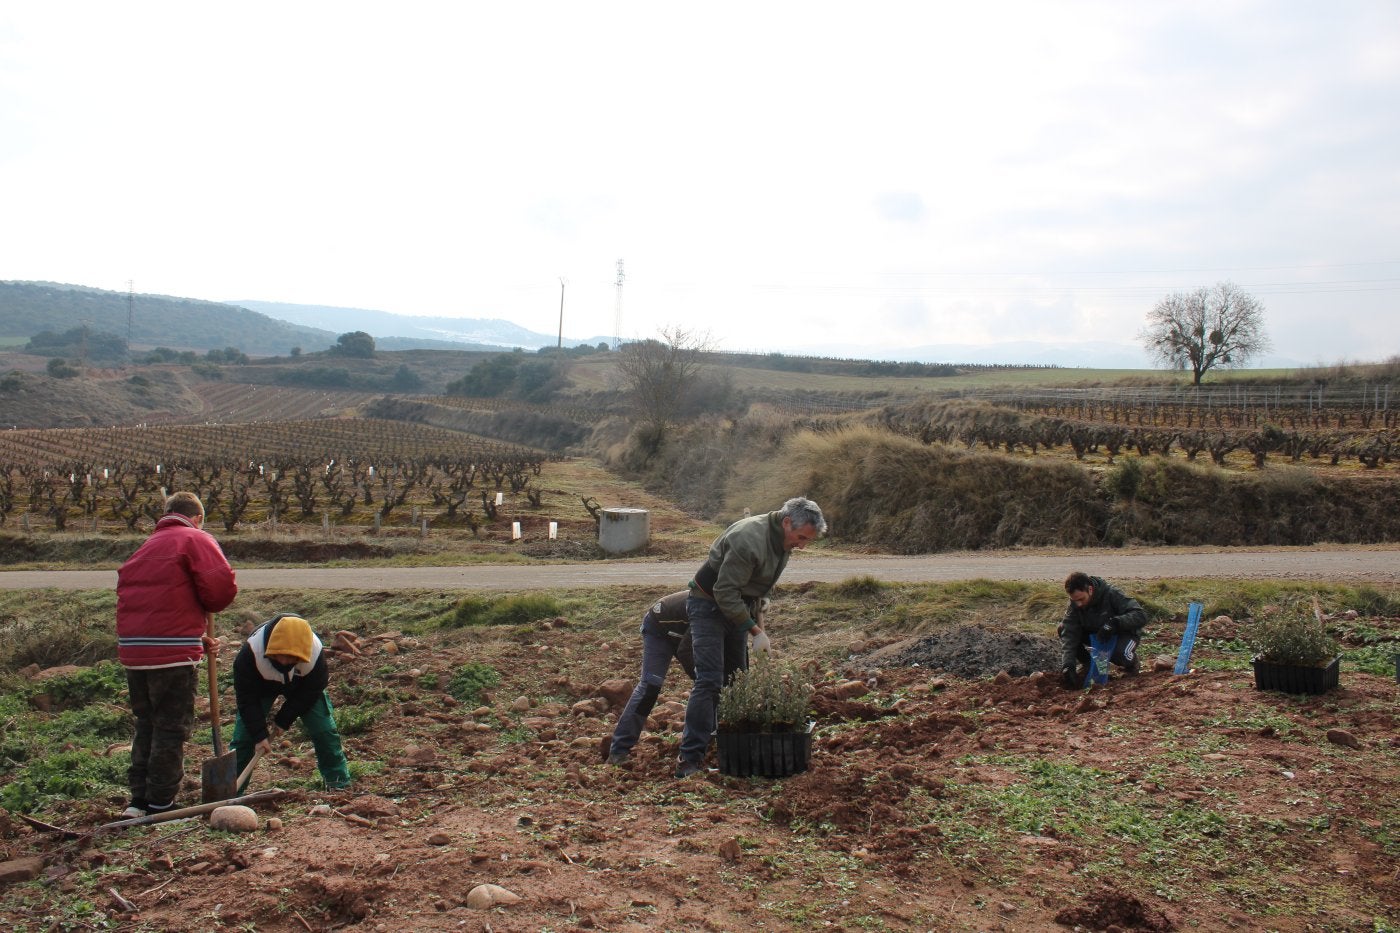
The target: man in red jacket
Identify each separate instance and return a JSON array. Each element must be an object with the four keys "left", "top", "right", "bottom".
[{"left": 116, "top": 491, "right": 238, "bottom": 818}]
